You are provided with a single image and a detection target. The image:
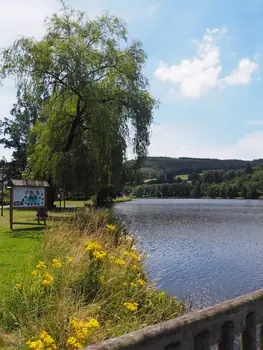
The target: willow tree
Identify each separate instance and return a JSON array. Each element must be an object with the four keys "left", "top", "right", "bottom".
[{"left": 0, "top": 6, "right": 157, "bottom": 202}]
